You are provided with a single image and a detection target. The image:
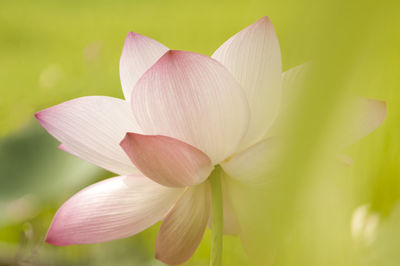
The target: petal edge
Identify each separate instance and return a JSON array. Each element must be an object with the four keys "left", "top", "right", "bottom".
[
  {"left": 120, "top": 133, "right": 213, "bottom": 187},
  {"left": 46, "top": 175, "right": 182, "bottom": 246}
]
